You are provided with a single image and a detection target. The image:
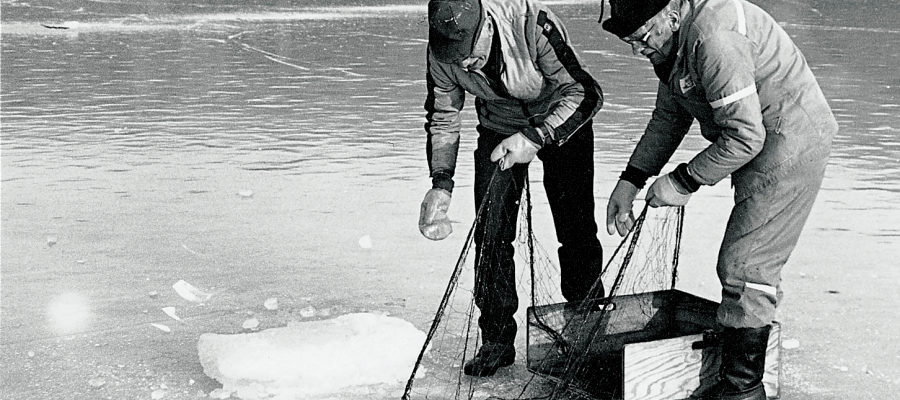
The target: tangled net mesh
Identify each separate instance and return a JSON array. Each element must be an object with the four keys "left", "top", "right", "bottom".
[{"left": 403, "top": 168, "right": 685, "bottom": 400}]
